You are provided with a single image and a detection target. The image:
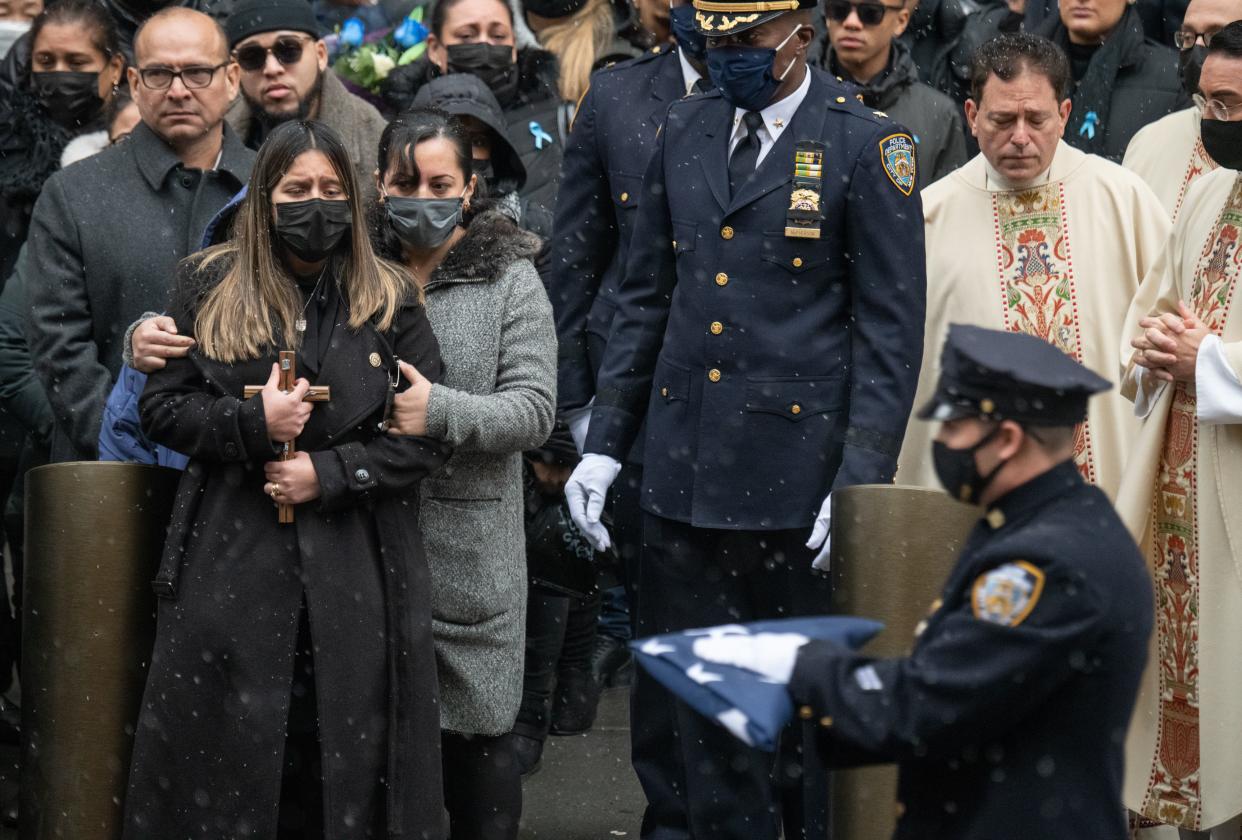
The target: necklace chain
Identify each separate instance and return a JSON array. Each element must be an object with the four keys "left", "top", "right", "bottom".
[{"left": 294, "top": 265, "right": 329, "bottom": 334}]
